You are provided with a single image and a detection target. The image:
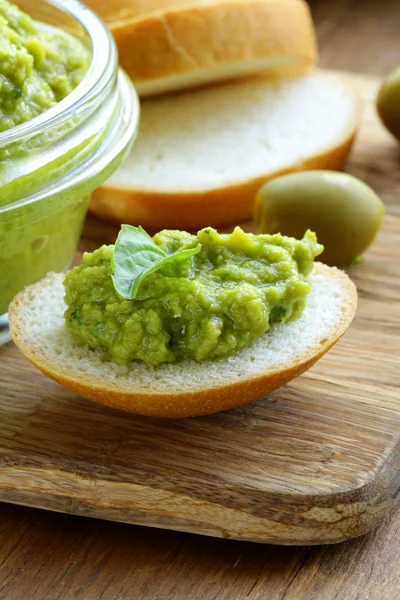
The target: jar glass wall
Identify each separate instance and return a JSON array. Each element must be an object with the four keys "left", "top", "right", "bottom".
[{"left": 0, "top": 0, "right": 140, "bottom": 344}]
